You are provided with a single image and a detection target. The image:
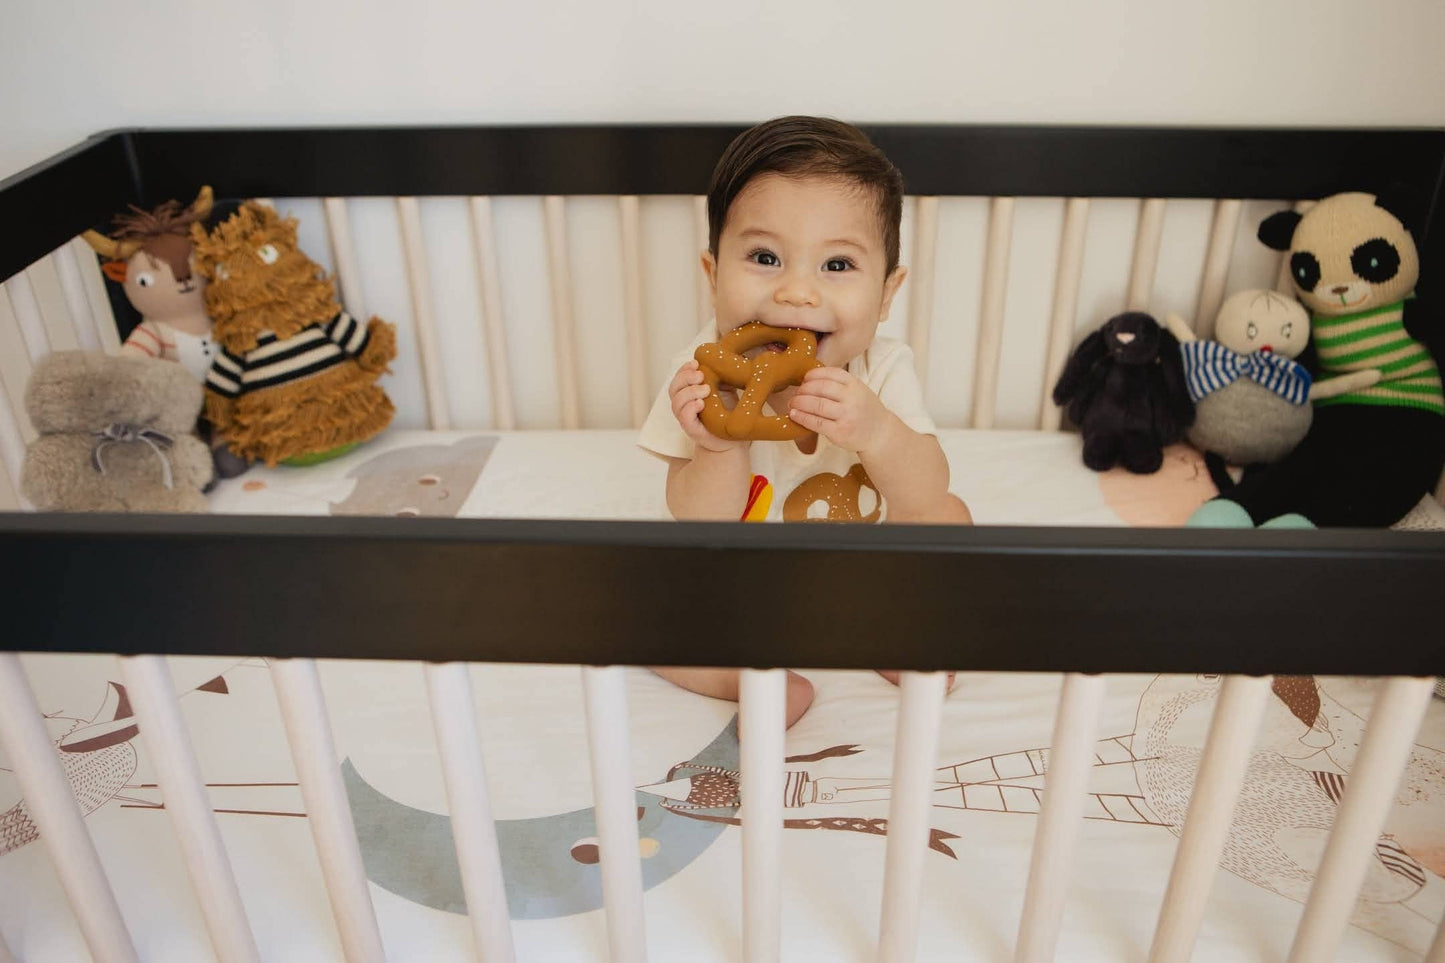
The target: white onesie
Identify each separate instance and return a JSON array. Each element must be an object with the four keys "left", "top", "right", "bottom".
[{"left": 637, "top": 323, "right": 937, "bottom": 522}]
